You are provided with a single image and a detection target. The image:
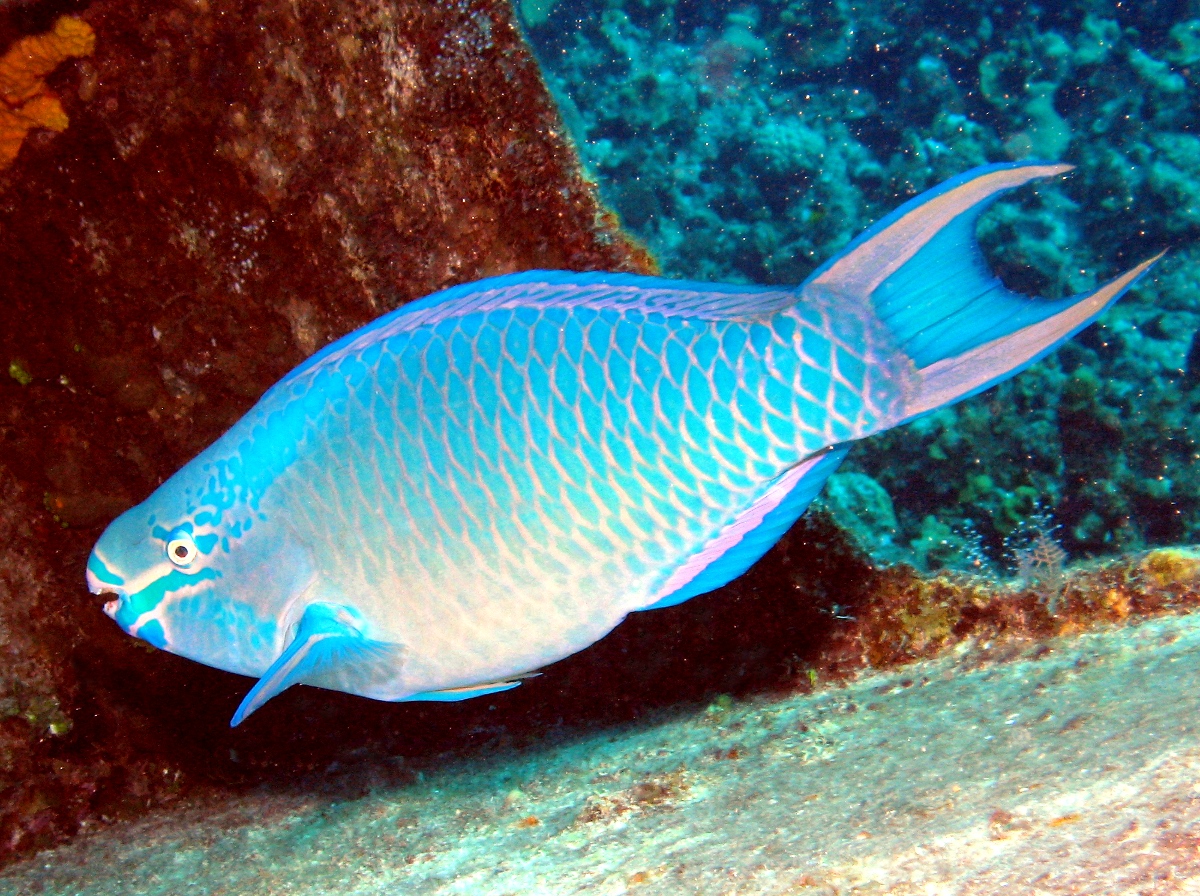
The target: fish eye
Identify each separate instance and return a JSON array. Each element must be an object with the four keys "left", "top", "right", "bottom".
[{"left": 166, "top": 532, "right": 198, "bottom": 567}]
